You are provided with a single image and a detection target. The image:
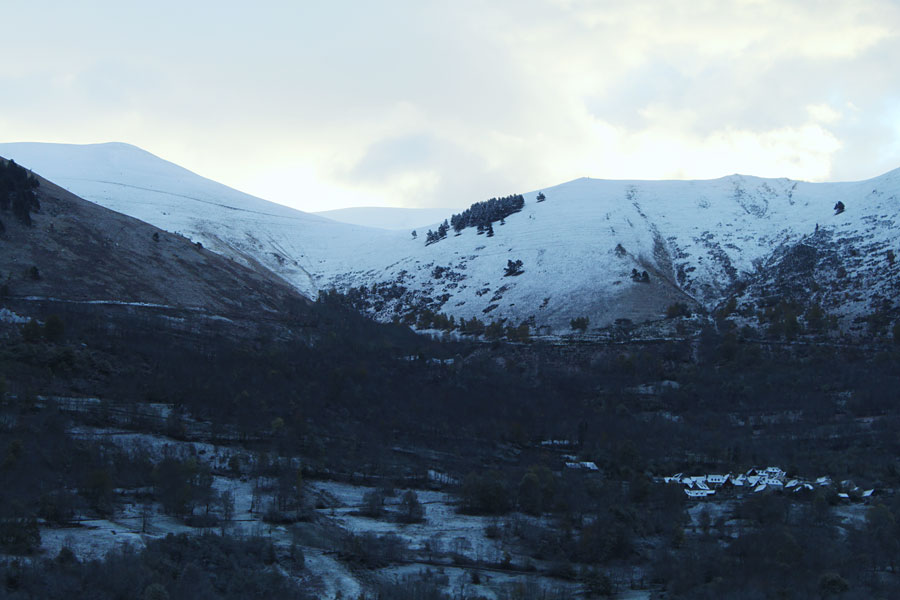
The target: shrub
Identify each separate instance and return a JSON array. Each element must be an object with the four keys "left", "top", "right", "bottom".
[
  {"left": 361, "top": 489, "right": 384, "bottom": 517},
  {"left": 570, "top": 316, "right": 589, "bottom": 331},
  {"left": 398, "top": 490, "right": 425, "bottom": 523},
  {"left": 504, "top": 259, "right": 524, "bottom": 276},
  {"left": 461, "top": 471, "right": 512, "bottom": 515},
  {"left": 506, "top": 322, "right": 530, "bottom": 342},
  {"left": 341, "top": 532, "right": 407, "bottom": 568},
  {"left": 666, "top": 303, "right": 691, "bottom": 318}
]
